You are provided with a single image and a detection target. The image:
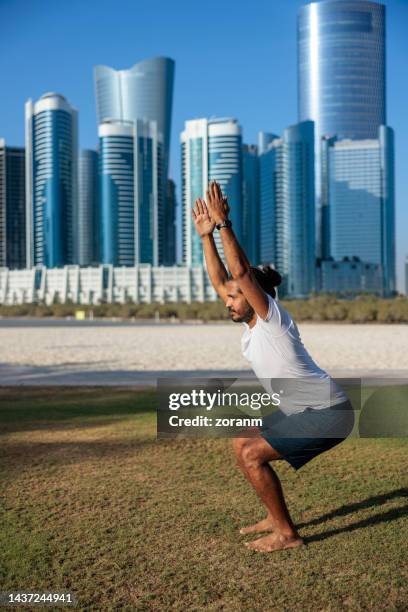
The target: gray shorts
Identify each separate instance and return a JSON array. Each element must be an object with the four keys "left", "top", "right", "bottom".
[{"left": 260, "top": 399, "right": 355, "bottom": 471}]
